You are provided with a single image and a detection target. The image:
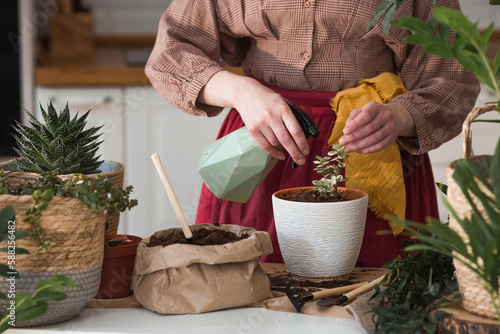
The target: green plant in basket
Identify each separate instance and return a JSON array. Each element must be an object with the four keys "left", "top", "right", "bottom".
[
  {"left": 13, "top": 102, "right": 103, "bottom": 175},
  {"left": 0, "top": 171, "right": 138, "bottom": 253}
]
